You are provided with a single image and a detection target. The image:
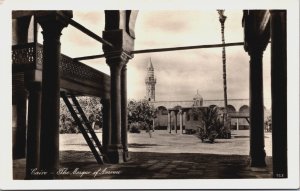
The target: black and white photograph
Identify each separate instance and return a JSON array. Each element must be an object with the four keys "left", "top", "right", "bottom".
[{"left": 1, "top": 0, "right": 299, "bottom": 190}]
